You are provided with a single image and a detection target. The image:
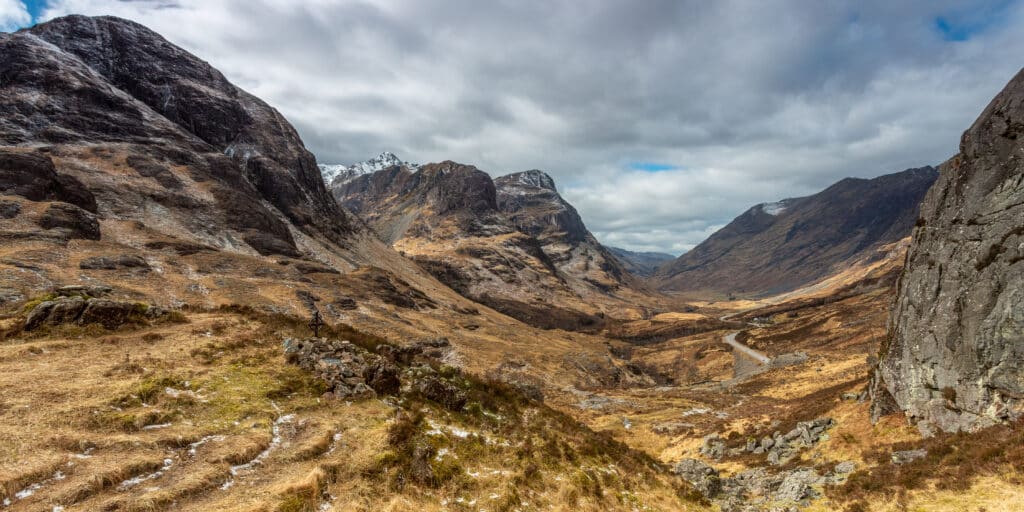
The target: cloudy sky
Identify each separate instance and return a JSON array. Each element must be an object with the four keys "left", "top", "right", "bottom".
[{"left": 4, "top": 0, "right": 1023, "bottom": 254}]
